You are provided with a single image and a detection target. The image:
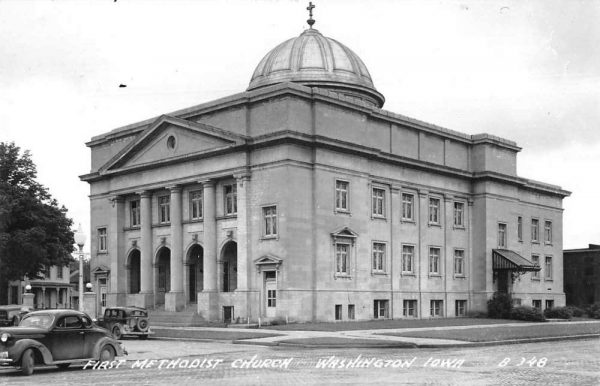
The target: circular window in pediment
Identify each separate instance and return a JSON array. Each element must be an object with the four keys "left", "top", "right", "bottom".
[{"left": 167, "top": 135, "right": 176, "bottom": 150}]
